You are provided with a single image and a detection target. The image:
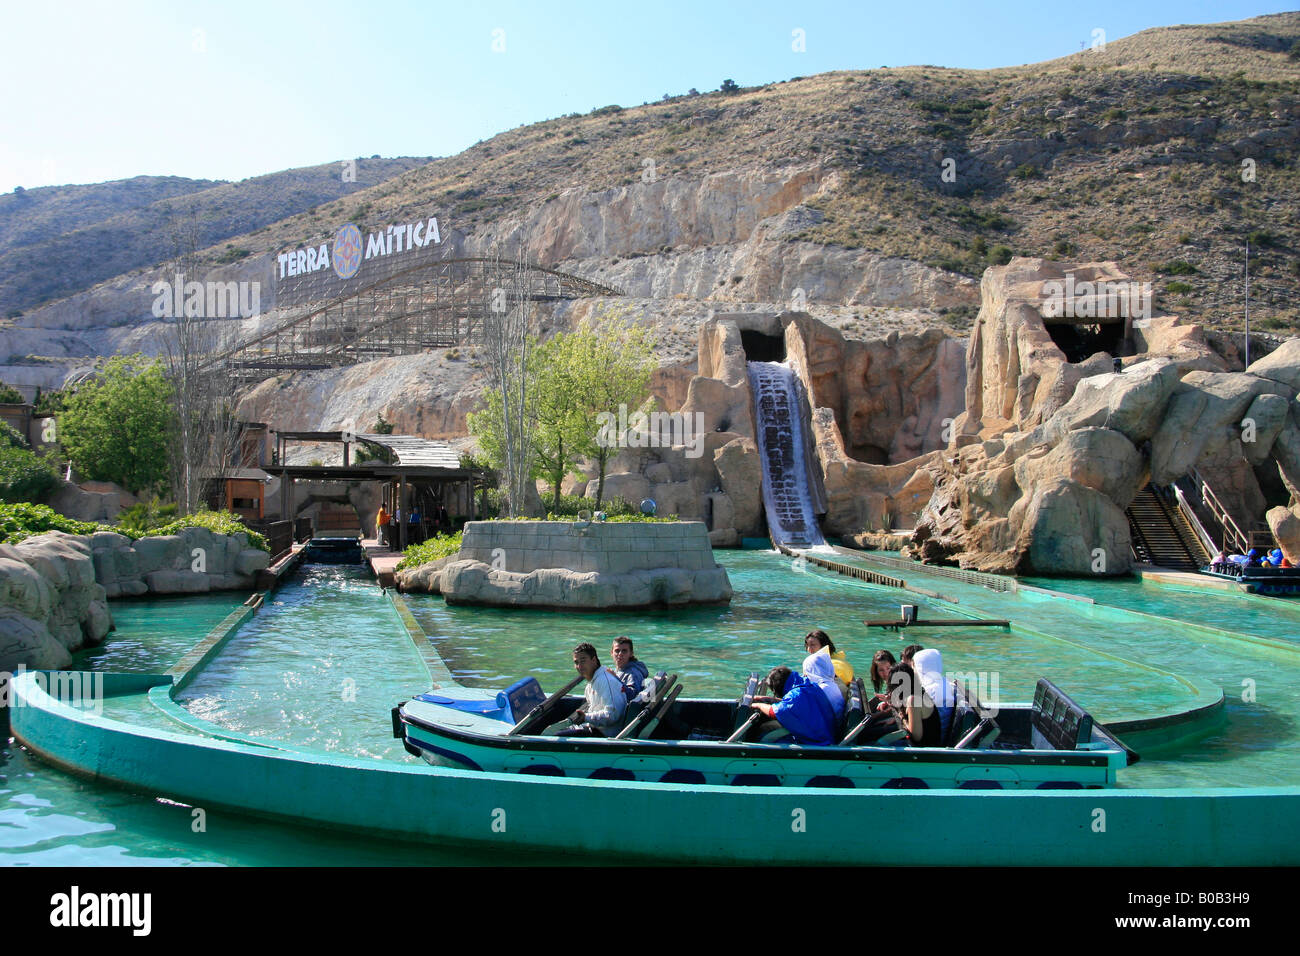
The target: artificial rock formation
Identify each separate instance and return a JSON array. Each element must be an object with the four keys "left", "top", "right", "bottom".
[
  {"left": 911, "top": 258, "right": 1300, "bottom": 575},
  {"left": 0, "top": 527, "right": 272, "bottom": 672},
  {"left": 0, "top": 532, "right": 112, "bottom": 670}
]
